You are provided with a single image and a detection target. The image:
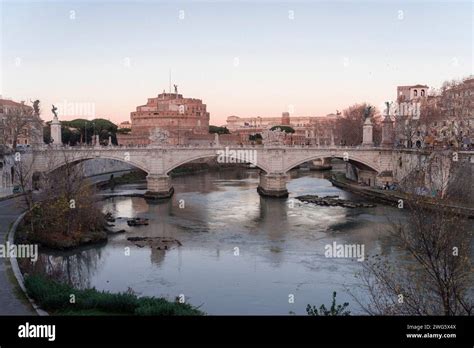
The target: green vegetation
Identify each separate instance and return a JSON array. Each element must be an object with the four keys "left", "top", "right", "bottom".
[
  {"left": 248, "top": 133, "right": 262, "bottom": 142},
  {"left": 24, "top": 274, "right": 204, "bottom": 316},
  {"left": 44, "top": 118, "right": 118, "bottom": 145},
  {"left": 270, "top": 125, "right": 295, "bottom": 133},
  {"left": 170, "top": 163, "right": 209, "bottom": 176},
  {"left": 306, "top": 292, "right": 351, "bottom": 316},
  {"left": 209, "top": 125, "right": 230, "bottom": 134}
]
